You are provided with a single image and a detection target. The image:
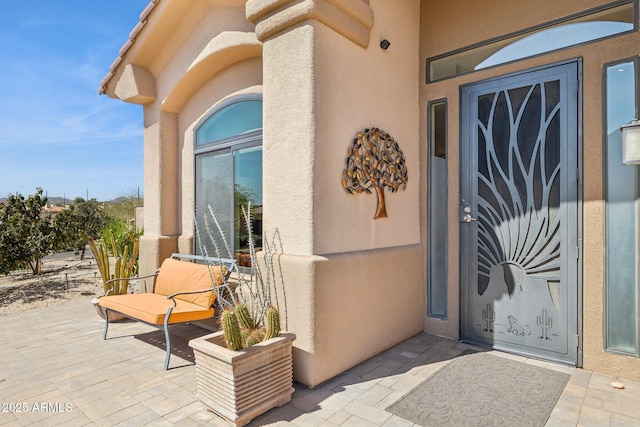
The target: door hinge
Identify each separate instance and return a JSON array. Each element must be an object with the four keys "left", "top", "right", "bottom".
[{"left": 576, "top": 334, "right": 581, "bottom": 348}]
